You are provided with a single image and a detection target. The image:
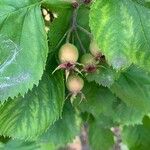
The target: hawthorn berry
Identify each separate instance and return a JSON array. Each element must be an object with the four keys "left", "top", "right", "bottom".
[
  {"left": 58, "top": 43, "right": 79, "bottom": 64},
  {"left": 52, "top": 43, "right": 81, "bottom": 80},
  {"left": 90, "top": 40, "right": 103, "bottom": 61},
  {"left": 81, "top": 53, "right": 97, "bottom": 73},
  {"left": 66, "top": 74, "right": 85, "bottom": 103},
  {"left": 67, "top": 74, "right": 84, "bottom": 93}
]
